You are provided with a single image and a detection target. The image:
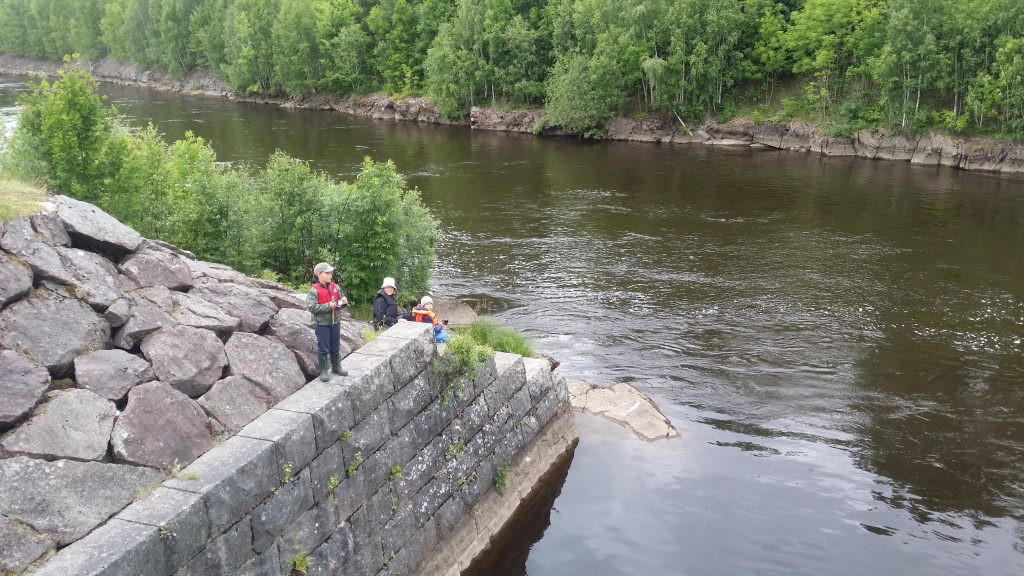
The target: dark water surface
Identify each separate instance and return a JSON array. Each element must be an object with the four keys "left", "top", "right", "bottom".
[{"left": 2, "top": 77, "right": 1023, "bottom": 575}]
